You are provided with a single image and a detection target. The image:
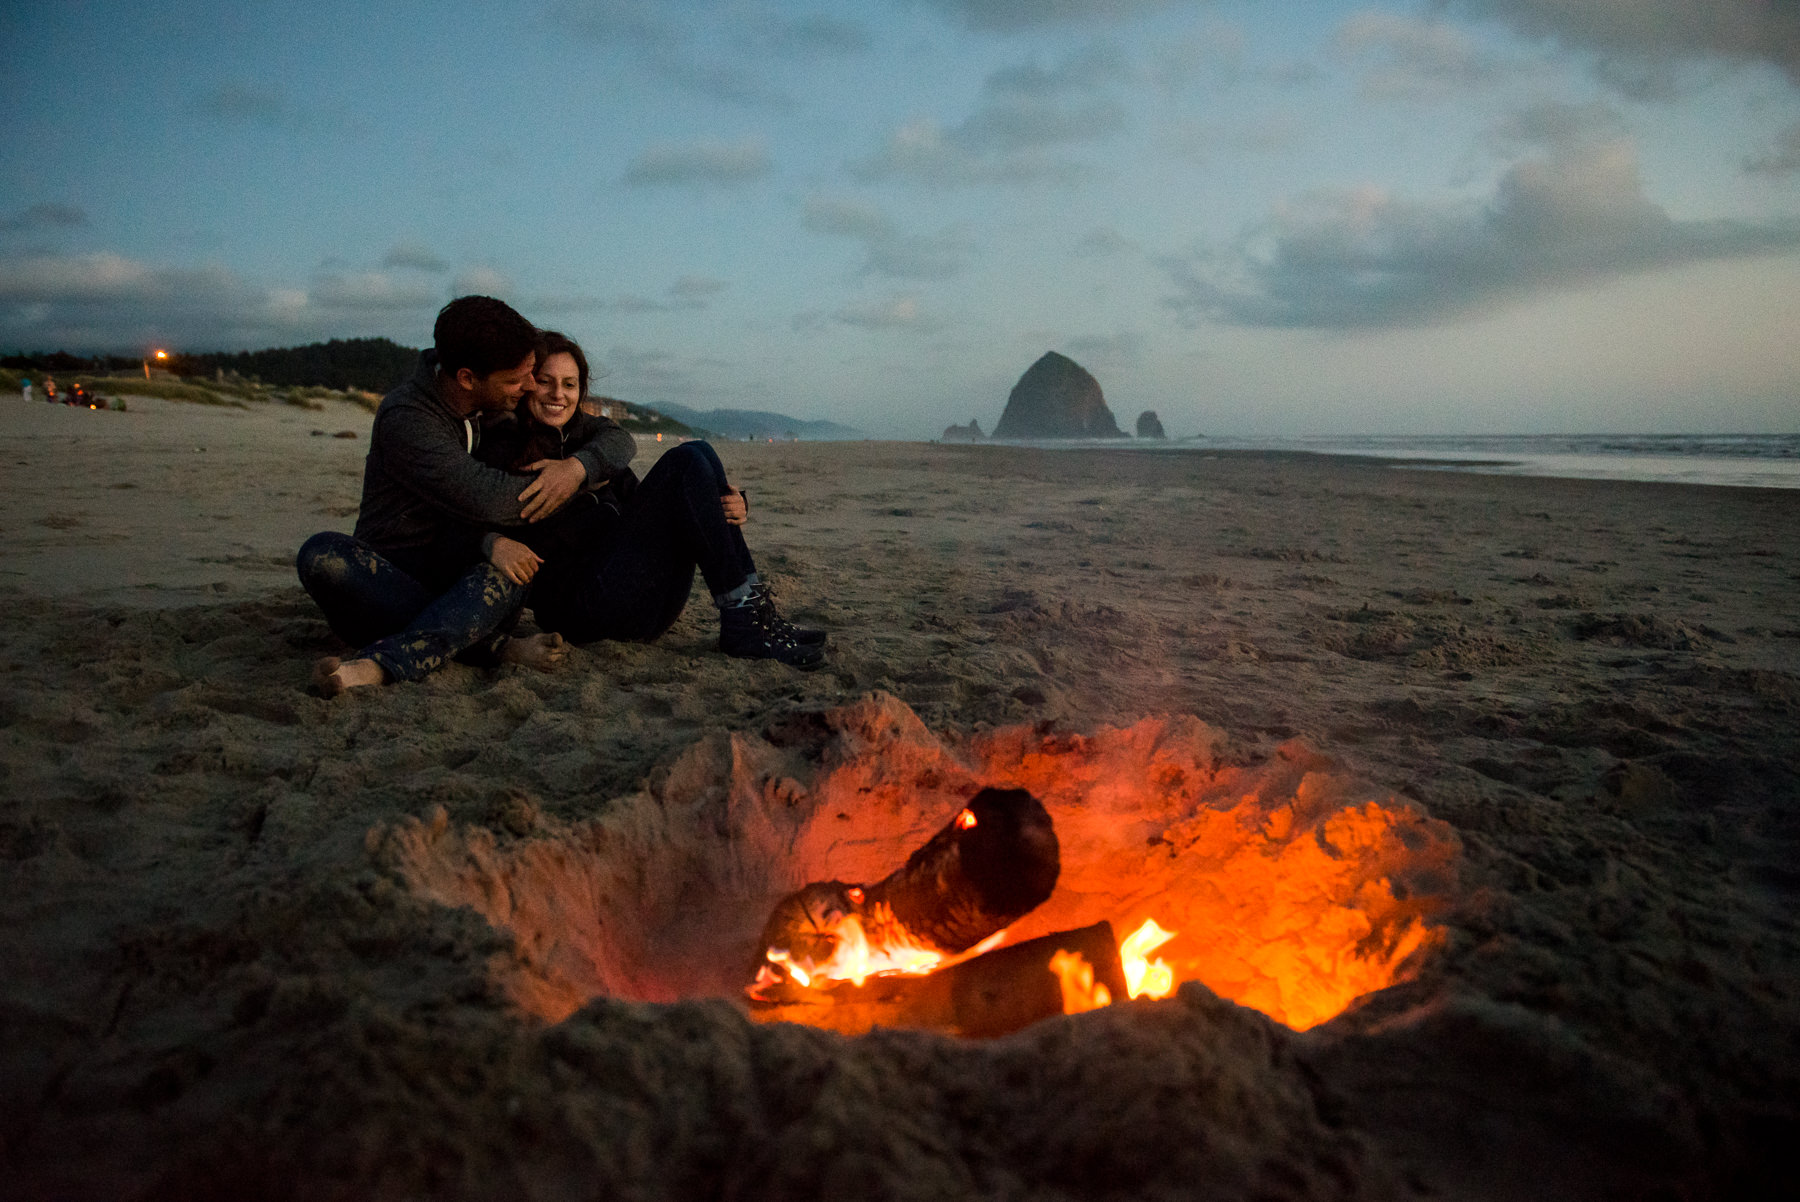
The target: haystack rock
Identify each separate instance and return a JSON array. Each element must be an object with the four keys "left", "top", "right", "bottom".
[
  {"left": 1136, "top": 410, "right": 1166, "bottom": 440},
  {"left": 941, "top": 419, "right": 985, "bottom": 443},
  {"left": 993, "top": 351, "right": 1124, "bottom": 440}
]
